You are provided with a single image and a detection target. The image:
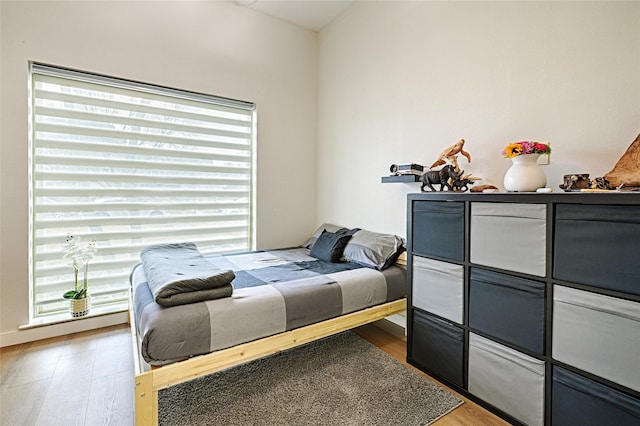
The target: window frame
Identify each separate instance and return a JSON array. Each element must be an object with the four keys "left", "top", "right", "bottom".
[{"left": 28, "top": 62, "right": 257, "bottom": 322}]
